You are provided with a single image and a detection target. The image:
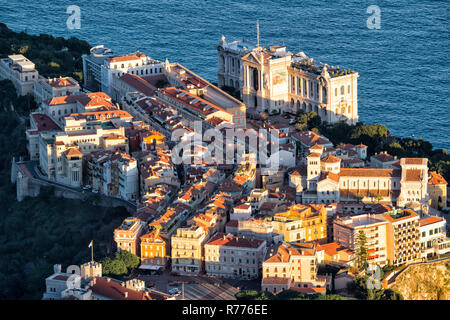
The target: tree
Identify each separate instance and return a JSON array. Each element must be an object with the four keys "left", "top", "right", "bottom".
[
  {"left": 114, "top": 250, "right": 140, "bottom": 269},
  {"left": 355, "top": 230, "right": 368, "bottom": 271},
  {"left": 101, "top": 257, "right": 127, "bottom": 276},
  {"left": 295, "top": 122, "right": 307, "bottom": 131}
]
